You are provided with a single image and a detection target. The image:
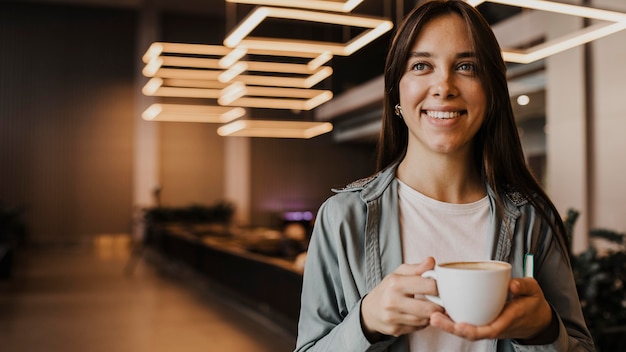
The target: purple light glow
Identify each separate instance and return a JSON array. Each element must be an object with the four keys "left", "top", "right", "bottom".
[{"left": 284, "top": 211, "right": 313, "bottom": 221}]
